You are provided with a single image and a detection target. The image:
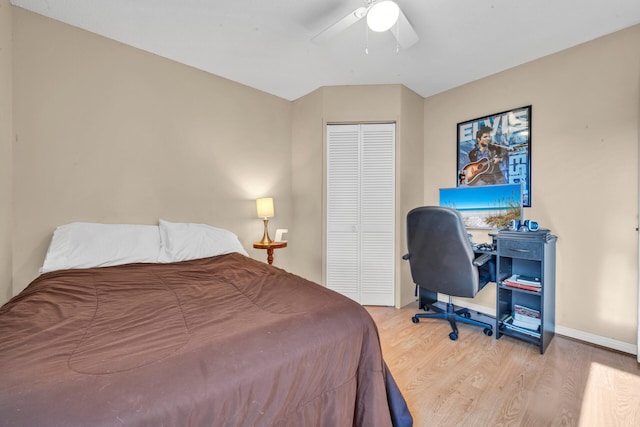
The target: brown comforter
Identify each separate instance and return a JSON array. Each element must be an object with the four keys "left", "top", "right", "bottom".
[{"left": 0, "top": 253, "right": 411, "bottom": 426}]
